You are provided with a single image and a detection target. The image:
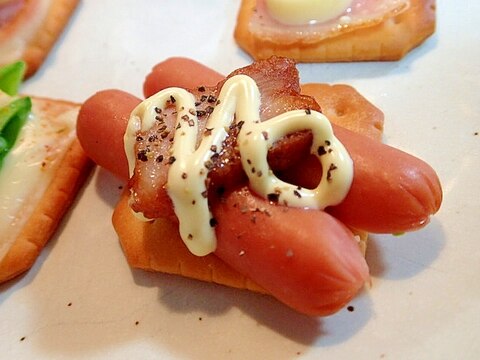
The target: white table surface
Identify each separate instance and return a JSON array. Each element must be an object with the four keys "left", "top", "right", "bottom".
[{"left": 1, "top": 1, "right": 479, "bottom": 359}]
